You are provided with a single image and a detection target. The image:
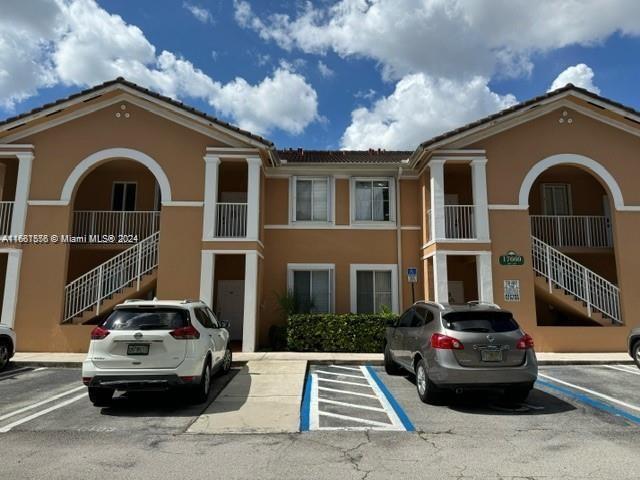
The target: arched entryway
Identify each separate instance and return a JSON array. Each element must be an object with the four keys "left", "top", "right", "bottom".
[
  {"left": 520, "top": 154, "right": 621, "bottom": 327},
  {"left": 62, "top": 148, "right": 170, "bottom": 324}
]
